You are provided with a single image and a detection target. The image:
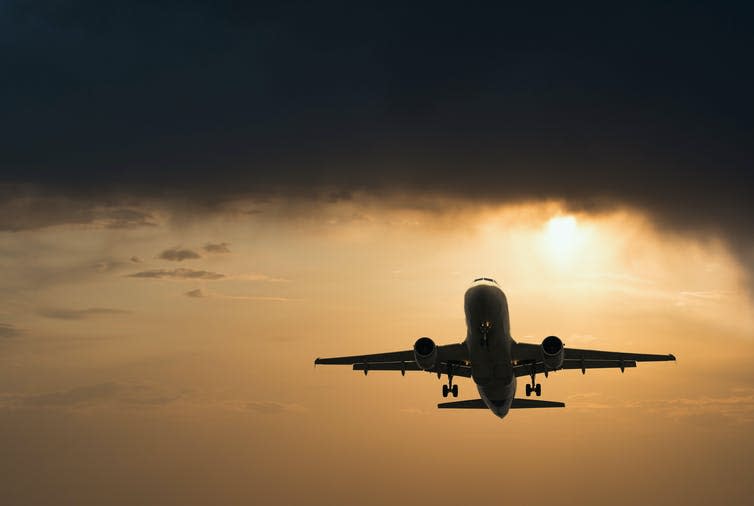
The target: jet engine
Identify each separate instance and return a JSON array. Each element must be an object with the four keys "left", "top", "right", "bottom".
[
  {"left": 413, "top": 337, "right": 438, "bottom": 370},
  {"left": 541, "top": 335, "right": 564, "bottom": 370}
]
